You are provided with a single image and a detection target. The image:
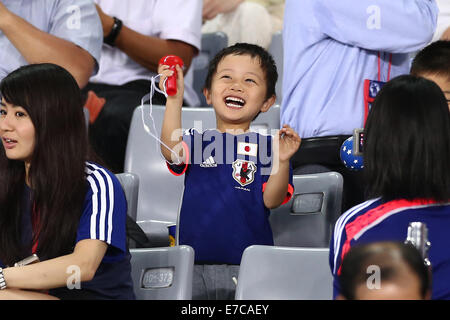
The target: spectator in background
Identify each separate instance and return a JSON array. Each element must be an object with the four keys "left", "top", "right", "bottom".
[
  {"left": 411, "top": 40, "right": 450, "bottom": 109},
  {"left": 84, "top": 0, "right": 202, "bottom": 173},
  {"left": 201, "top": 0, "right": 281, "bottom": 49},
  {"left": 433, "top": 0, "right": 450, "bottom": 41},
  {"left": 338, "top": 242, "right": 431, "bottom": 300},
  {"left": 330, "top": 75, "right": 450, "bottom": 300},
  {"left": 0, "top": 0, "right": 102, "bottom": 88},
  {"left": 281, "top": 0, "right": 438, "bottom": 211}
]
